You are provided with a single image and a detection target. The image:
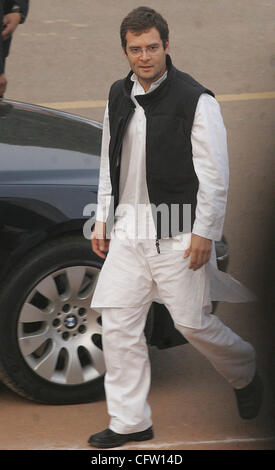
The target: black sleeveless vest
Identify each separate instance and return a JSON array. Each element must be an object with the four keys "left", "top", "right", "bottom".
[{"left": 107, "top": 55, "right": 214, "bottom": 239}]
